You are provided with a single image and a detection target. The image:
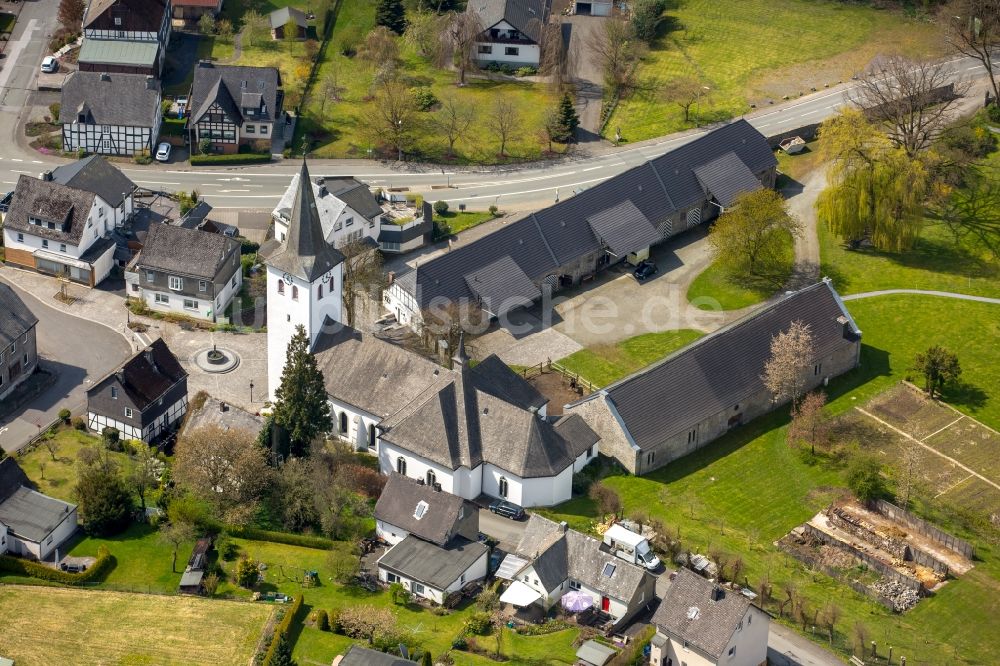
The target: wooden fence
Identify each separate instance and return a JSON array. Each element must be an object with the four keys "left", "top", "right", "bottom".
[{"left": 516, "top": 360, "right": 600, "bottom": 396}]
